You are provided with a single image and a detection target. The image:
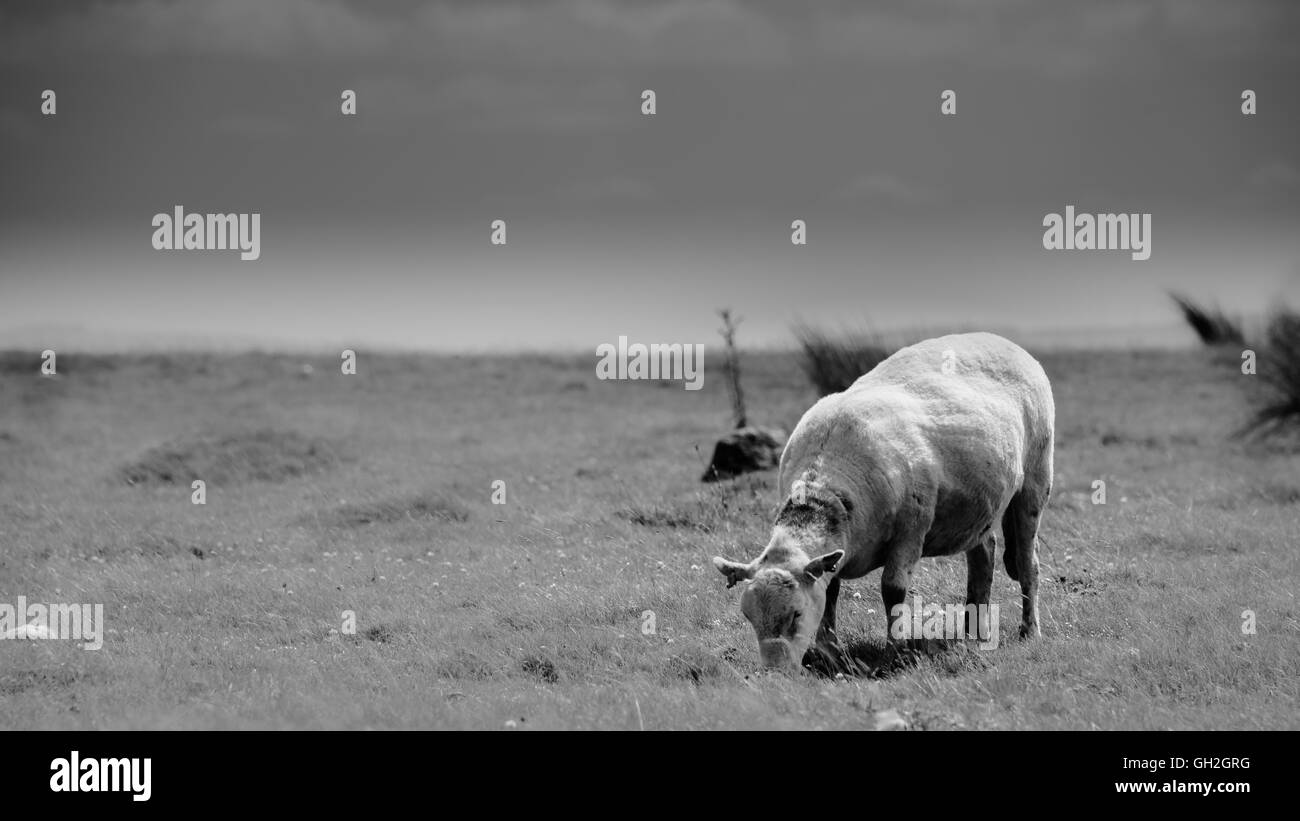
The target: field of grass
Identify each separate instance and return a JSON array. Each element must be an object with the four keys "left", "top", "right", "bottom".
[{"left": 1, "top": 346, "right": 1297, "bottom": 729}]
